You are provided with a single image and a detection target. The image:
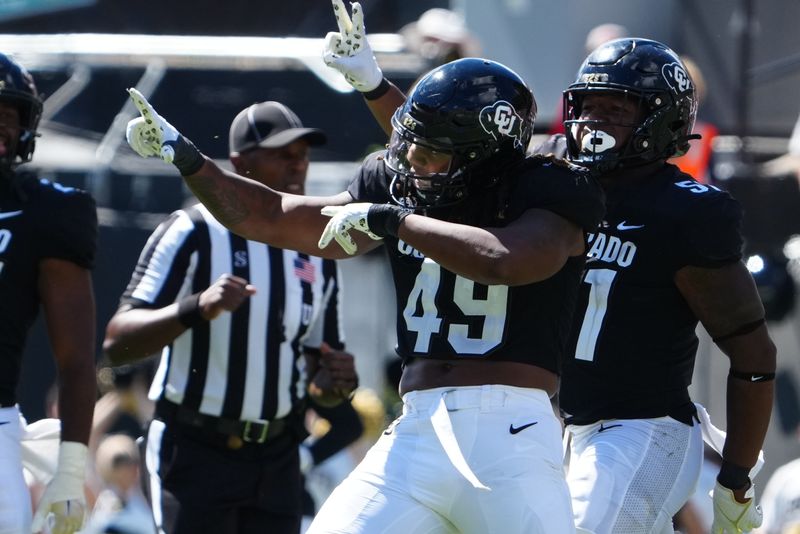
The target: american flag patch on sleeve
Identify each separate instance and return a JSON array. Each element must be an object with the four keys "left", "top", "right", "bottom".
[{"left": 293, "top": 257, "right": 316, "bottom": 283}]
